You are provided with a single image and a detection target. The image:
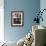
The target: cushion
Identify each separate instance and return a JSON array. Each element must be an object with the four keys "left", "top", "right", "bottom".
[{"left": 17, "top": 37, "right": 25, "bottom": 46}]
